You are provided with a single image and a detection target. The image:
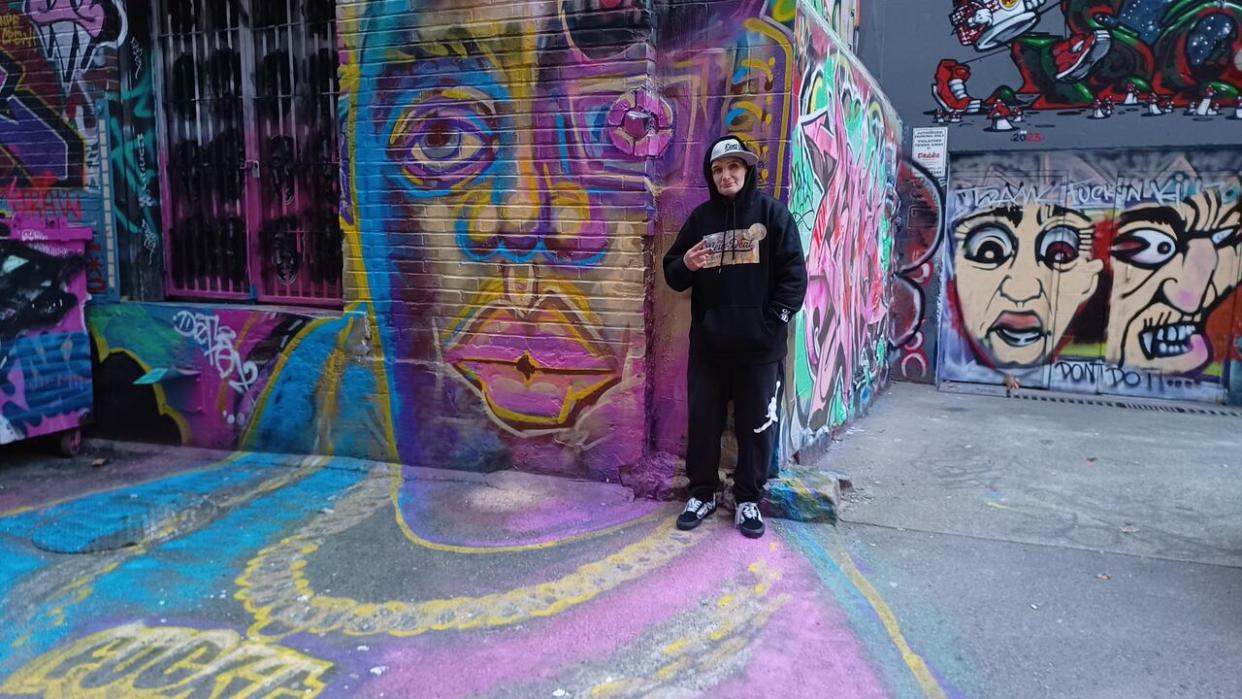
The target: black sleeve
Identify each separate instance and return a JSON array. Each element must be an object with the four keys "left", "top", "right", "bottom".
[
  {"left": 663, "top": 212, "right": 700, "bottom": 292},
  {"left": 767, "top": 205, "right": 807, "bottom": 325}
]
